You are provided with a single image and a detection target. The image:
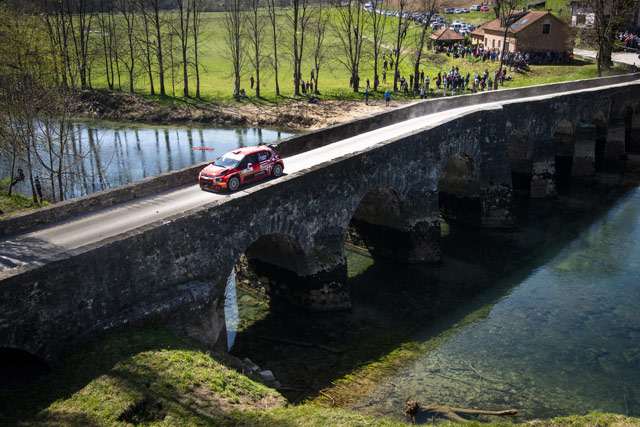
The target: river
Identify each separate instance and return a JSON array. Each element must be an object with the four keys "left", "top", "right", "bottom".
[
  {"left": 1, "top": 120, "right": 292, "bottom": 199},
  {"left": 226, "top": 179, "right": 640, "bottom": 423}
]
